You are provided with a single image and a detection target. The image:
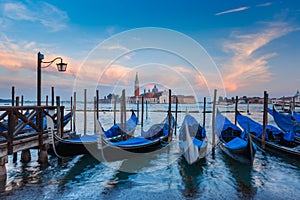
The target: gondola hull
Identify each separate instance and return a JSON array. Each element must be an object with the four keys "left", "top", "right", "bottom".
[
  {"left": 181, "top": 143, "right": 207, "bottom": 164},
  {"left": 179, "top": 114, "right": 207, "bottom": 165},
  {"left": 219, "top": 140, "right": 255, "bottom": 165},
  {"left": 50, "top": 134, "right": 98, "bottom": 157},
  {"left": 250, "top": 133, "right": 300, "bottom": 158},
  {"left": 52, "top": 134, "right": 169, "bottom": 160},
  {"left": 237, "top": 111, "right": 300, "bottom": 159},
  {"left": 215, "top": 110, "right": 256, "bottom": 165}
]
